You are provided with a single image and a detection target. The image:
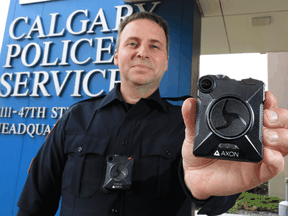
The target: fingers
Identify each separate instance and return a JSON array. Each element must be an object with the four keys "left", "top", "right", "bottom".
[
  {"left": 181, "top": 98, "right": 214, "bottom": 168},
  {"left": 260, "top": 147, "right": 284, "bottom": 179},
  {"left": 263, "top": 90, "right": 288, "bottom": 157},
  {"left": 264, "top": 108, "right": 288, "bottom": 129},
  {"left": 264, "top": 91, "right": 277, "bottom": 109},
  {"left": 263, "top": 128, "right": 288, "bottom": 156},
  {"left": 182, "top": 98, "right": 197, "bottom": 141}
]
